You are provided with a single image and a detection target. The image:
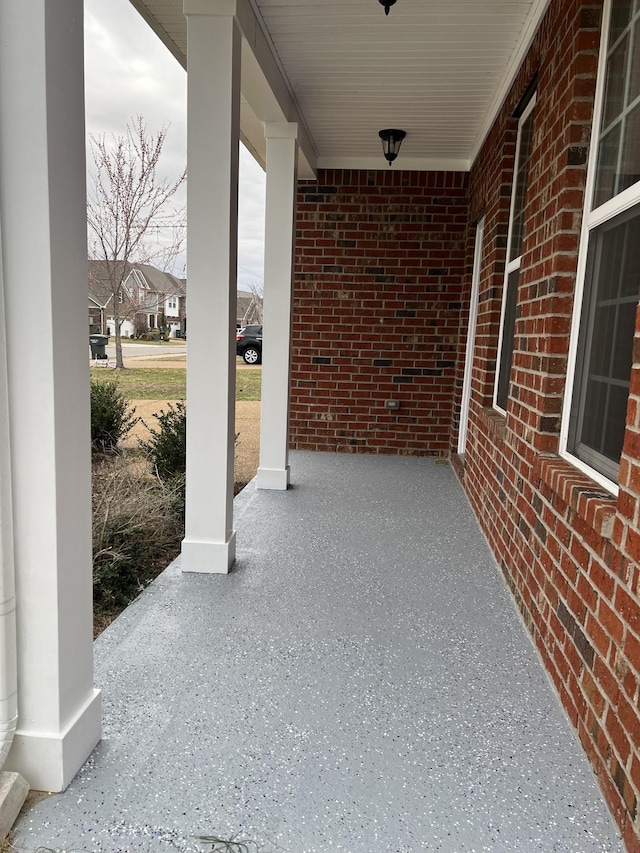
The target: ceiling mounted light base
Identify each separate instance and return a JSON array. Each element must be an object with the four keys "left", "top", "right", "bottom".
[
  {"left": 379, "top": 129, "right": 406, "bottom": 166},
  {"left": 379, "top": 0, "right": 397, "bottom": 14}
]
